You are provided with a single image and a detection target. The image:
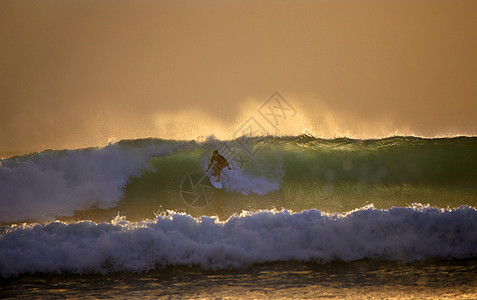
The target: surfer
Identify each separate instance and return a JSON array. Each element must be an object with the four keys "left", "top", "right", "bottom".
[{"left": 205, "top": 150, "right": 231, "bottom": 182}]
